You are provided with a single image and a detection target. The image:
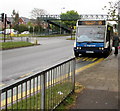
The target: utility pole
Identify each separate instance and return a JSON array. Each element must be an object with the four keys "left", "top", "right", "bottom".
[
  {"left": 1, "top": 13, "right": 4, "bottom": 40},
  {"left": 118, "top": 1, "right": 120, "bottom": 37},
  {"left": 4, "top": 14, "right": 7, "bottom": 42}
]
